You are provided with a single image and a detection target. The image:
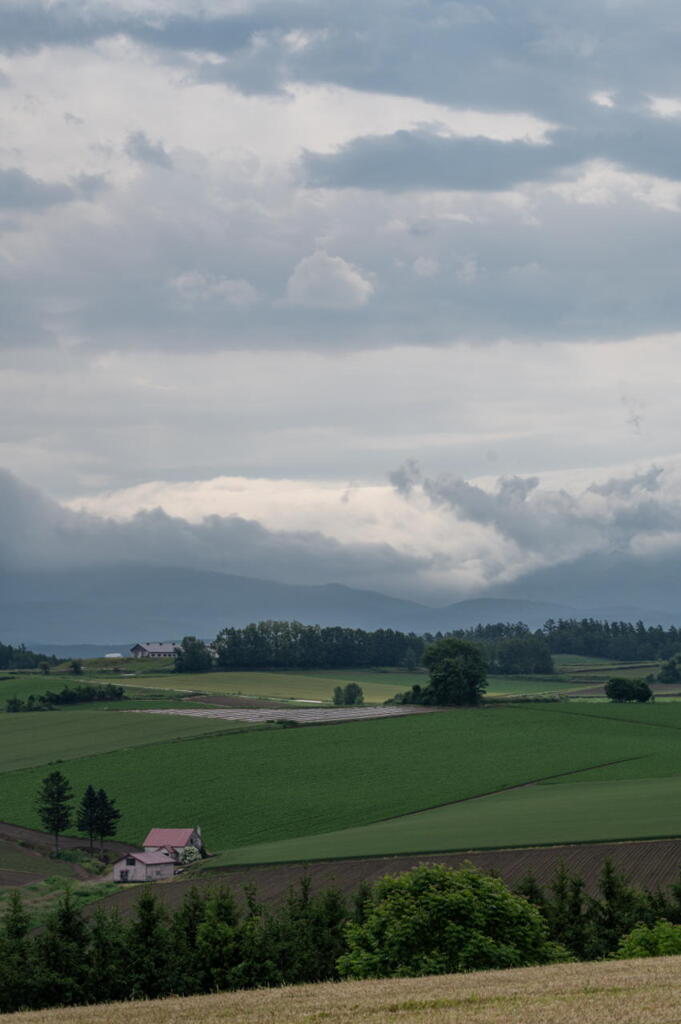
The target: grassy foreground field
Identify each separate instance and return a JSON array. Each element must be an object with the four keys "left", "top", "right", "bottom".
[{"left": 3, "top": 957, "right": 681, "bottom": 1024}]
